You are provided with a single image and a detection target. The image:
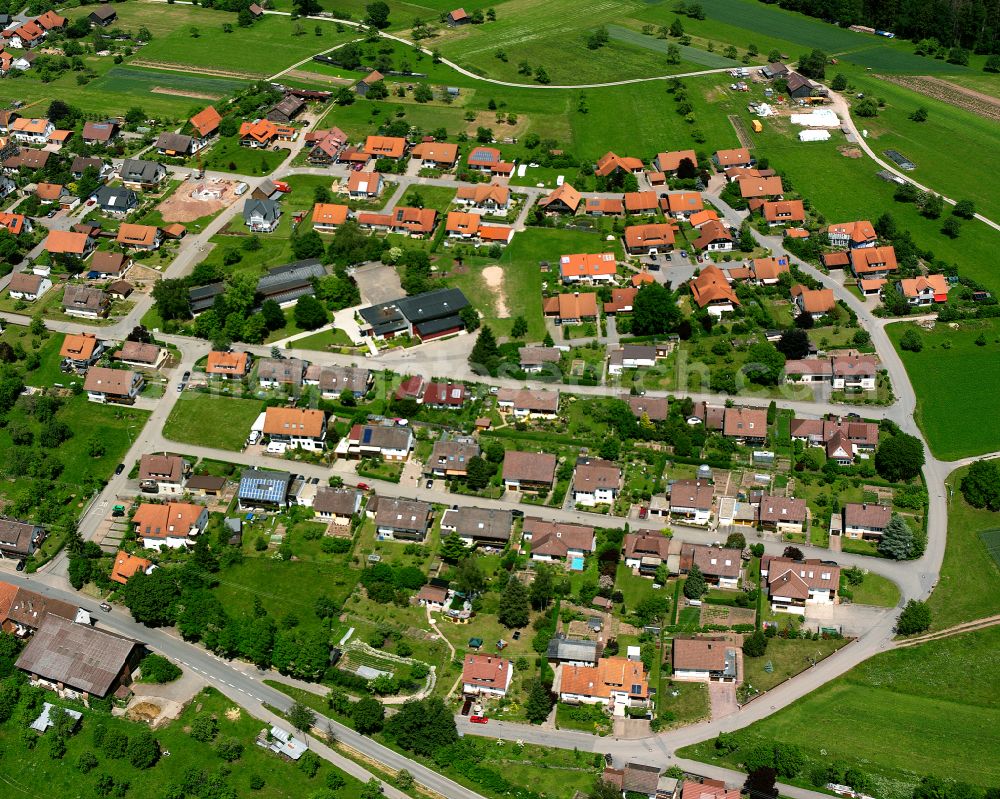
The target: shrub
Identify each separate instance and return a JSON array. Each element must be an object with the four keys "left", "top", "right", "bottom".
[{"left": 140, "top": 653, "right": 182, "bottom": 683}]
